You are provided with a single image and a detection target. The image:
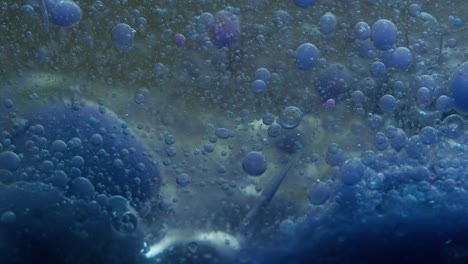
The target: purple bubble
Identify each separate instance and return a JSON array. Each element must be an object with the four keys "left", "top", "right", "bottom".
[
  {"left": 174, "top": 33, "right": 186, "bottom": 47},
  {"left": 211, "top": 10, "right": 240, "bottom": 48}
]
